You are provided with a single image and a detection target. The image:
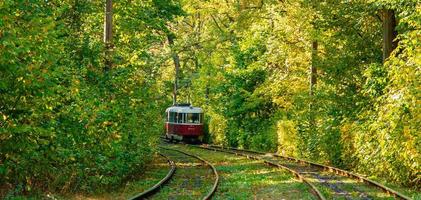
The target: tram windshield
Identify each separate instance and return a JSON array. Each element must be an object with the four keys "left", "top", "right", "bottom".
[
  {"left": 186, "top": 113, "right": 200, "bottom": 123},
  {"left": 167, "top": 111, "right": 203, "bottom": 124}
]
